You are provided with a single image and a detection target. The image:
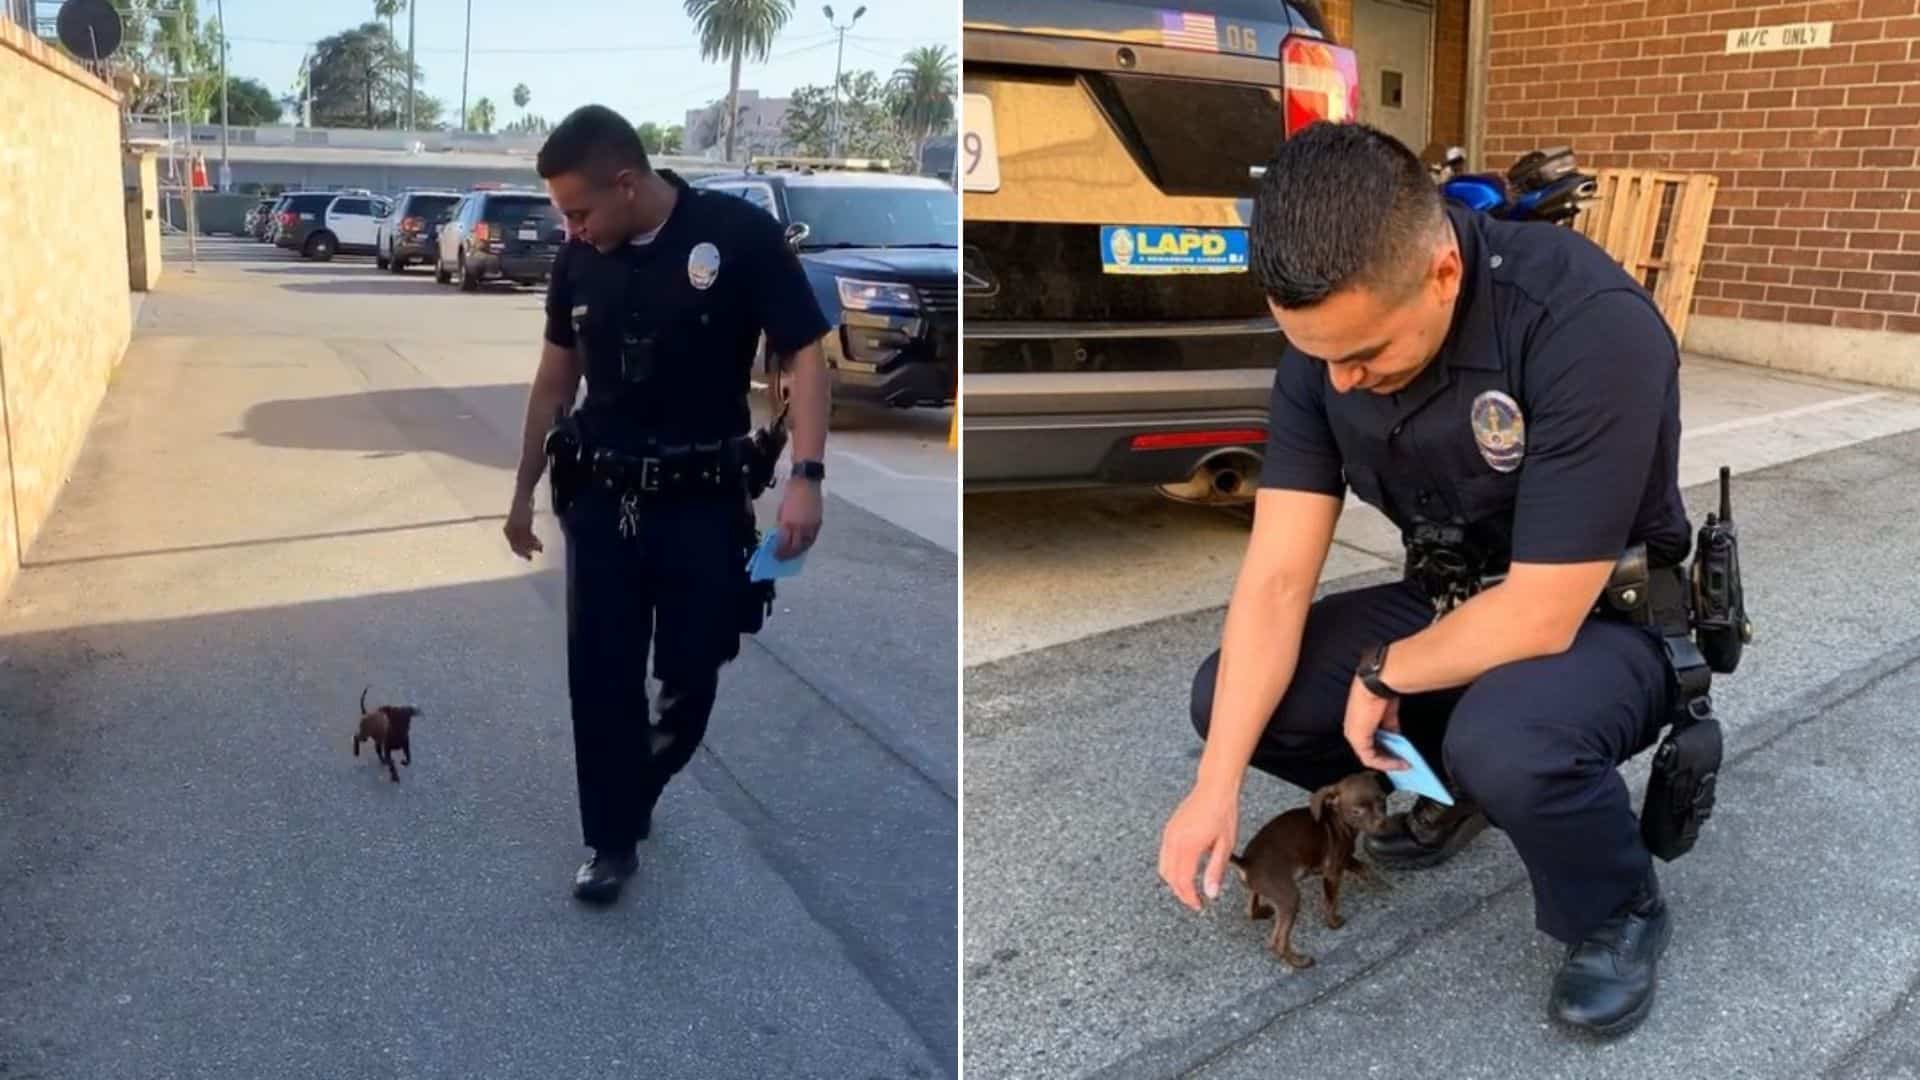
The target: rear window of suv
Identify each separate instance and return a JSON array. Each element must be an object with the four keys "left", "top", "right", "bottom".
[
  {"left": 482, "top": 196, "right": 561, "bottom": 229},
  {"left": 287, "top": 194, "right": 334, "bottom": 213},
  {"left": 785, "top": 185, "right": 957, "bottom": 249},
  {"left": 408, "top": 195, "right": 460, "bottom": 221}
]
